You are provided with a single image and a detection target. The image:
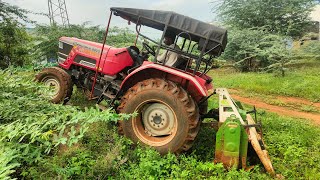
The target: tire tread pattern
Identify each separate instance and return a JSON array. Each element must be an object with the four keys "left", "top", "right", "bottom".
[
  {"left": 117, "top": 78, "right": 200, "bottom": 153},
  {"left": 35, "top": 67, "right": 72, "bottom": 103}
]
